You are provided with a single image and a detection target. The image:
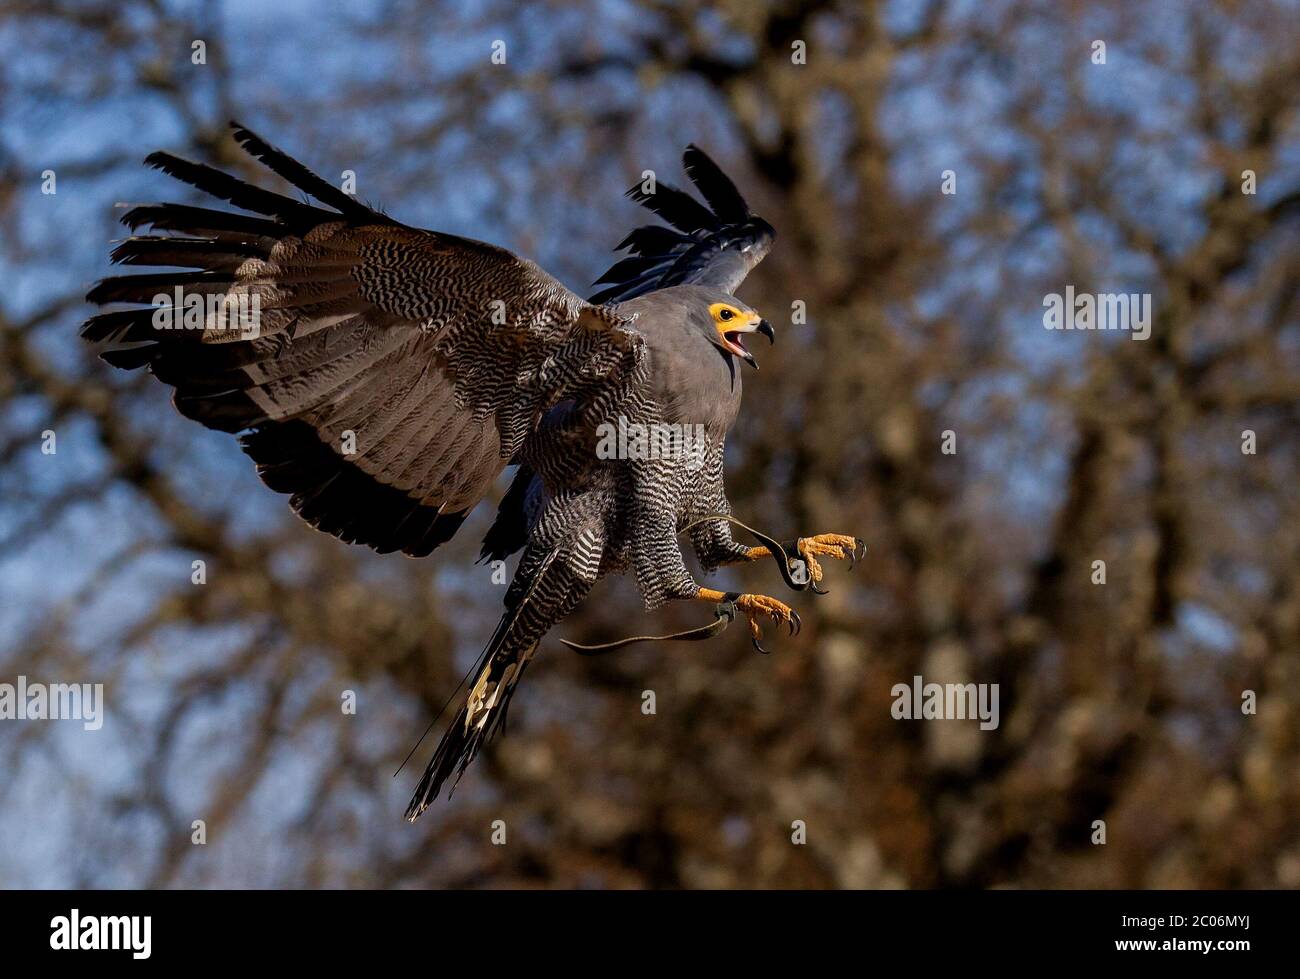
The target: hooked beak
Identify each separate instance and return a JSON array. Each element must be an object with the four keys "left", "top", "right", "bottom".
[{"left": 722, "top": 315, "right": 775, "bottom": 370}]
